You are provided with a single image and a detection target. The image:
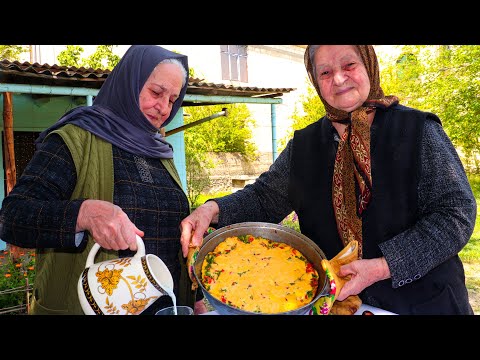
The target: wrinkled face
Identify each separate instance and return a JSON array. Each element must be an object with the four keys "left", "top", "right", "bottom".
[
  {"left": 139, "top": 62, "right": 184, "bottom": 129},
  {"left": 313, "top": 45, "right": 370, "bottom": 113}
]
